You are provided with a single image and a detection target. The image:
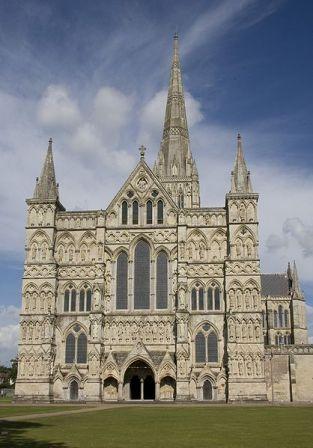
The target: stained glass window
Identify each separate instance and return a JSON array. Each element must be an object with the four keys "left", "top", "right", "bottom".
[
  {"left": 134, "top": 240, "right": 150, "bottom": 309},
  {"left": 133, "top": 201, "right": 139, "bottom": 225},
  {"left": 146, "top": 200, "right": 153, "bottom": 225},
  {"left": 157, "top": 200, "right": 164, "bottom": 224},
  {"left": 156, "top": 251, "right": 168, "bottom": 309},
  {"left": 65, "top": 333, "right": 75, "bottom": 363},
  {"left": 122, "top": 201, "right": 128, "bottom": 225},
  {"left": 116, "top": 251, "right": 128, "bottom": 309}
]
